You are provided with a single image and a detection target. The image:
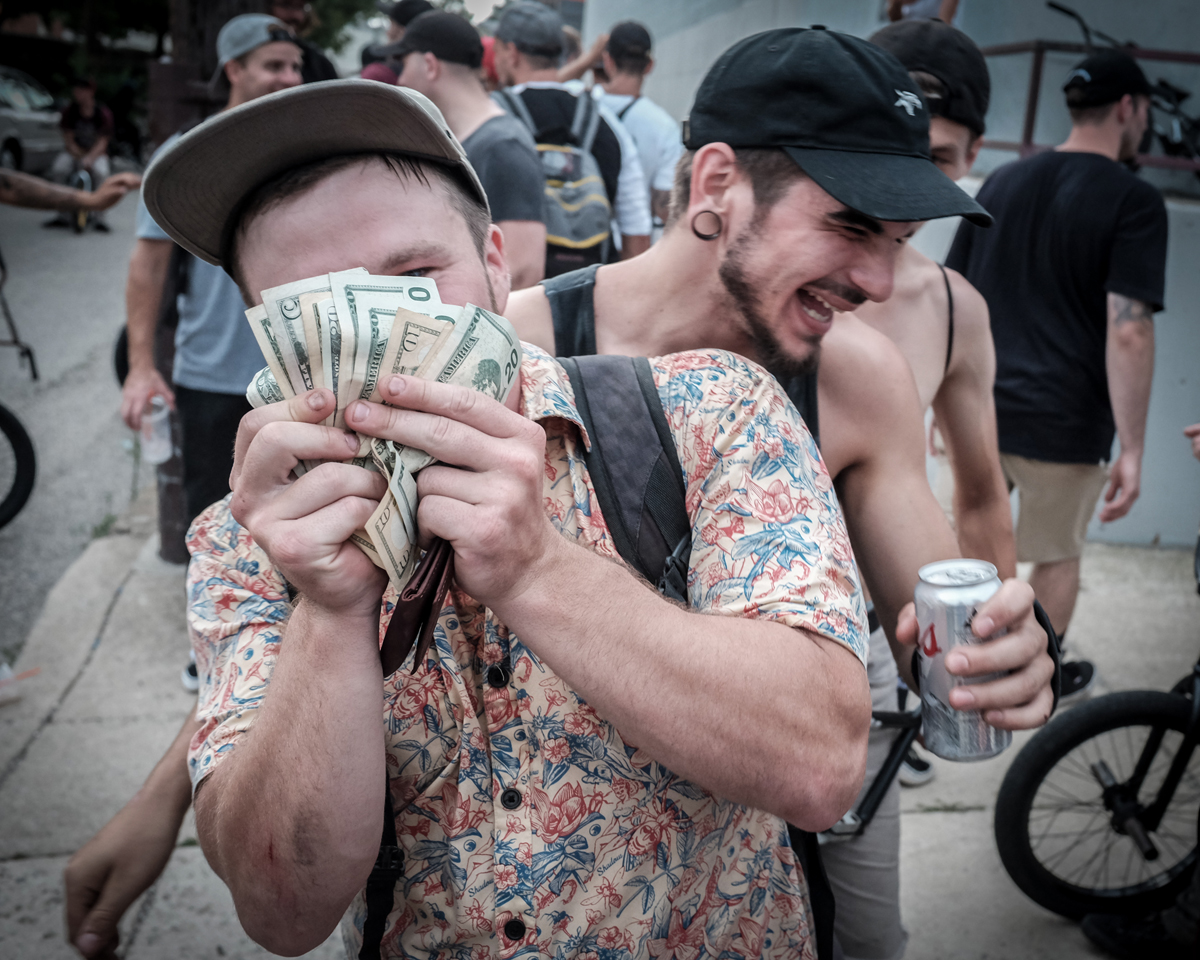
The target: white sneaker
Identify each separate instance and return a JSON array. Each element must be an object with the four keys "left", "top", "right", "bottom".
[{"left": 899, "top": 747, "right": 935, "bottom": 787}]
